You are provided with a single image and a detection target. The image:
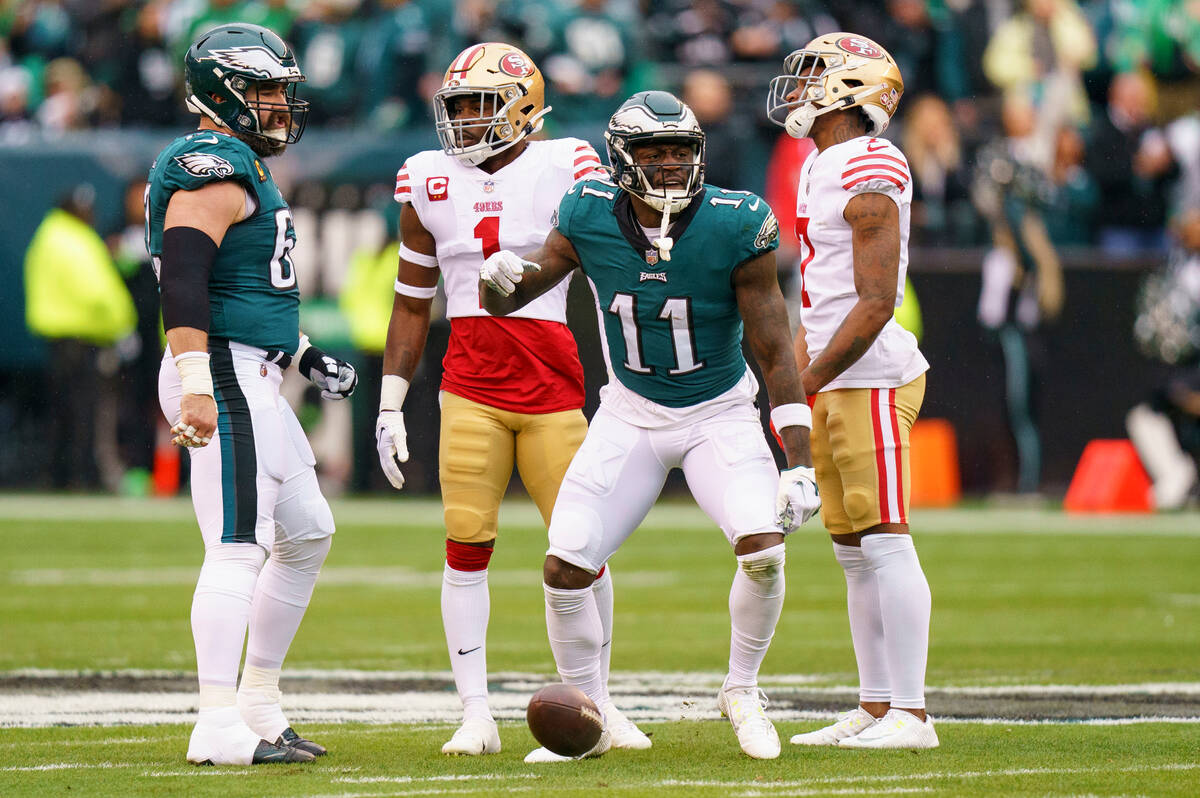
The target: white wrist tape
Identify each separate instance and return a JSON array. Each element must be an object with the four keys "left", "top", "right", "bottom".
[
  {"left": 399, "top": 243, "right": 438, "bottom": 268},
  {"left": 771, "top": 402, "right": 812, "bottom": 431},
  {"left": 294, "top": 333, "right": 312, "bottom": 362},
  {"left": 380, "top": 374, "right": 410, "bottom": 411},
  {"left": 174, "top": 351, "right": 213, "bottom": 397},
  {"left": 395, "top": 279, "right": 438, "bottom": 299}
]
